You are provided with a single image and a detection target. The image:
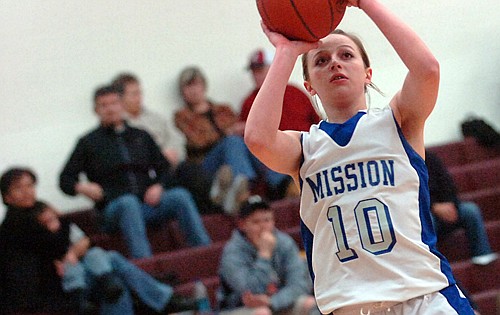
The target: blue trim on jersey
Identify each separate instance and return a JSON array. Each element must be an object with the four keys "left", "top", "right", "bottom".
[
  {"left": 299, "top": 133, "right": 305, "bottom": 192},
  {"left": 299, "top": 133, "right": 315, "bottom": 283},
  {"left": 319, "top": 112, "right": 366, "bottom": 146},
  {"left": 300, "top": 220, "right": 315, "bottom": 283},
  {"left": 392, "top": 114, "right": 456, "bottom": 284},
  {"left": 440, "top": 285, "right": 475, "bottom": 314}
]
